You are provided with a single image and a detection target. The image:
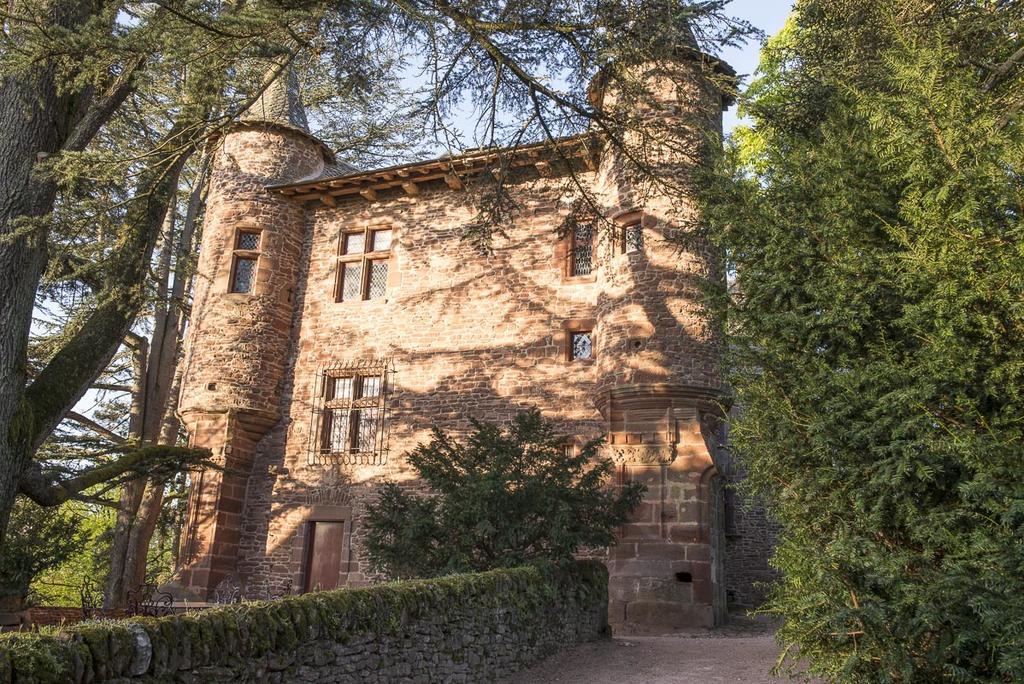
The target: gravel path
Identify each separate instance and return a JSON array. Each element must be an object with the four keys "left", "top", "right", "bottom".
[{"left": 505, "top": 617, "right": 793, "bottom": 684}]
